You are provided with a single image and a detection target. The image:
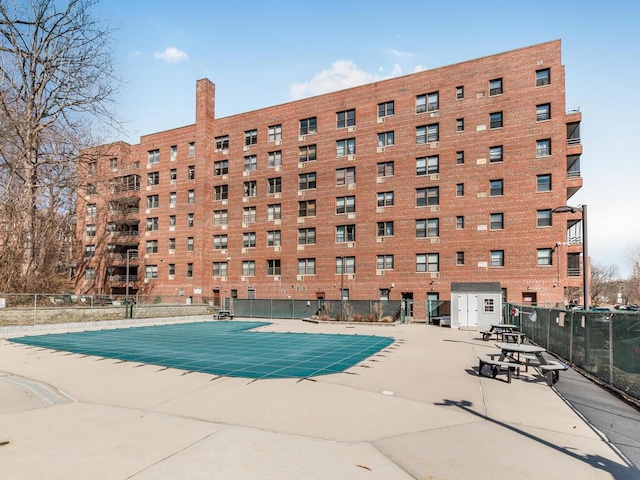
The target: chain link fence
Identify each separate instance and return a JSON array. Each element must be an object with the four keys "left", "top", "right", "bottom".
[{"left": 505, "top": 303, "right": 640, "bottom": 402}]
